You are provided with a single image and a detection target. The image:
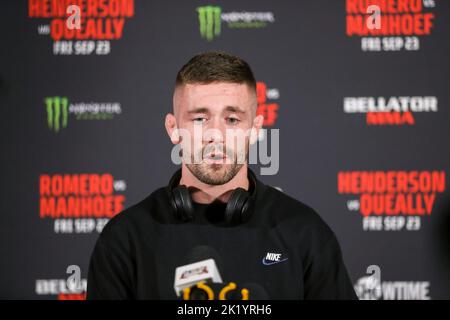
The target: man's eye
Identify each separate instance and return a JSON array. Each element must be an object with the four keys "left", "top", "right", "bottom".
[
  {"left": 193, "top": 117, "right": 206, "bottom": 124},
  {"left": 226, "top": 117, "right": 240, "bottom": 125}
]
